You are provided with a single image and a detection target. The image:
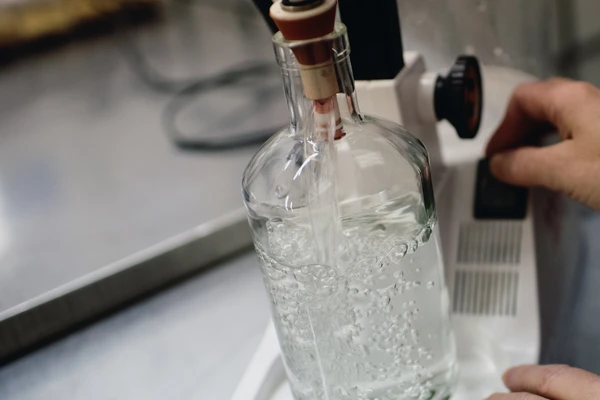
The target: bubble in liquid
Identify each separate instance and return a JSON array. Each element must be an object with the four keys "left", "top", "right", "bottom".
[
  {"left": 494, "top": 47, "right": 504, "bottom": 57},
  {"left": 267, "top": 269, "right": 286, "bottom": 281},
  {"left": 427, "top": 281, "right": 435, "bottom": 289},
  {"left": 378, "top": 256, "right": 391, "bottom": 270},
  {"left": 390, "top": 244, "right": 408, "bottom": 262},
  {"left": 408, "top": 241, "right": 418, "bottom": 253},
  {"left": 356, "top": 258, "right": 377, "bottom": 271},
  {"left": 275, "top": 185, "right": 288, "bottom": 199},
  {"left": 257, "top": 220, "right": 454, "bottom": 398},
  {"left": 419, "top": 227, "right": 432, "bottom": 244},
  {"left": 312, "top": 265, "right": 329, "bottom": 278}
]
